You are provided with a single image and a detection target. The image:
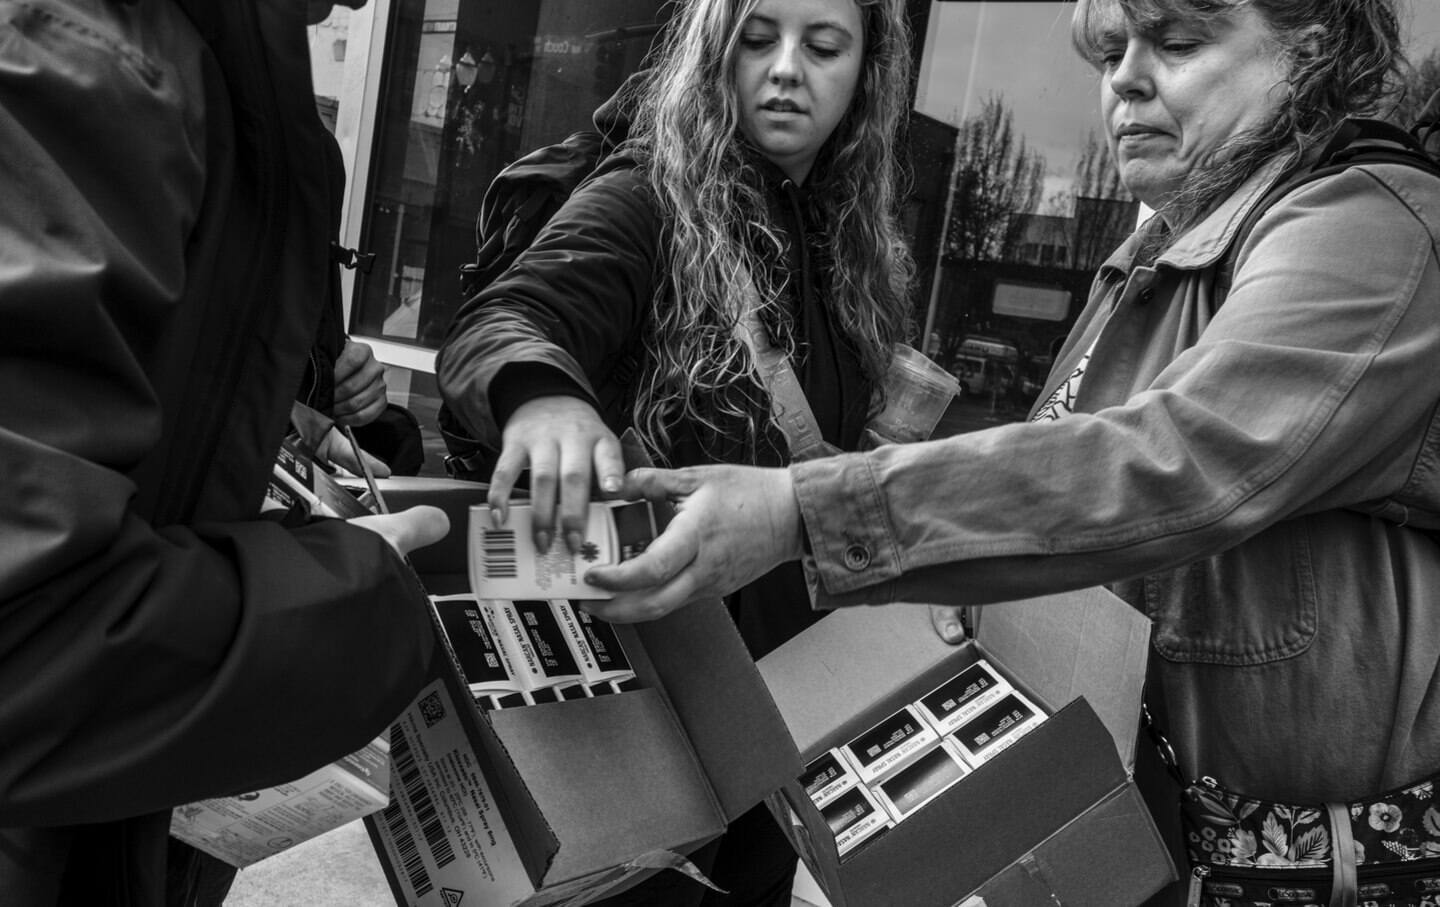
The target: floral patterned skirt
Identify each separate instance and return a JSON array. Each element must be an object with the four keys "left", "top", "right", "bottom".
[{"left": 1182, "top": 774, "right": 1440, "bottom": 906}]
